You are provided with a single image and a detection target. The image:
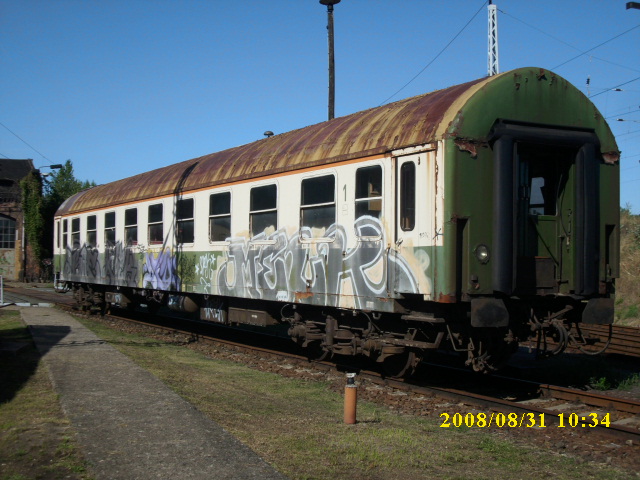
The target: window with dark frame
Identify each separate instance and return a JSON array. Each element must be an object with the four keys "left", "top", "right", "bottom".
[
  {"left": 209, "top": 192, "right": 231, "bottom": 242},
  {"left": 148, "top": 204, "right": 164, "bottom": 245},
  {"left": 250, "top": 185, "right": 277, "bottom": 237},
  {"left": 300, "top": 175, "right": 335, "bottom": 239},
  {"left": 105, "top": 212, "right": 116, "bottom": 246},
  {"left": 125, "top": 208, "right": 138, "bottom": 246},
  {"left": 87, "top": 215, "right": 97, "bottom": 247},
  {"left": 355, "top": 166, "right": 383, "bottom": 220},
  {"left": 176, "top": 198, "right": 194, "bottom": 244},
  {"left": 400, "top": 162, "right": 416, "bottom": 231},
  {"left": 71, "top": 218, "right": 80, "bottom": 247}
]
